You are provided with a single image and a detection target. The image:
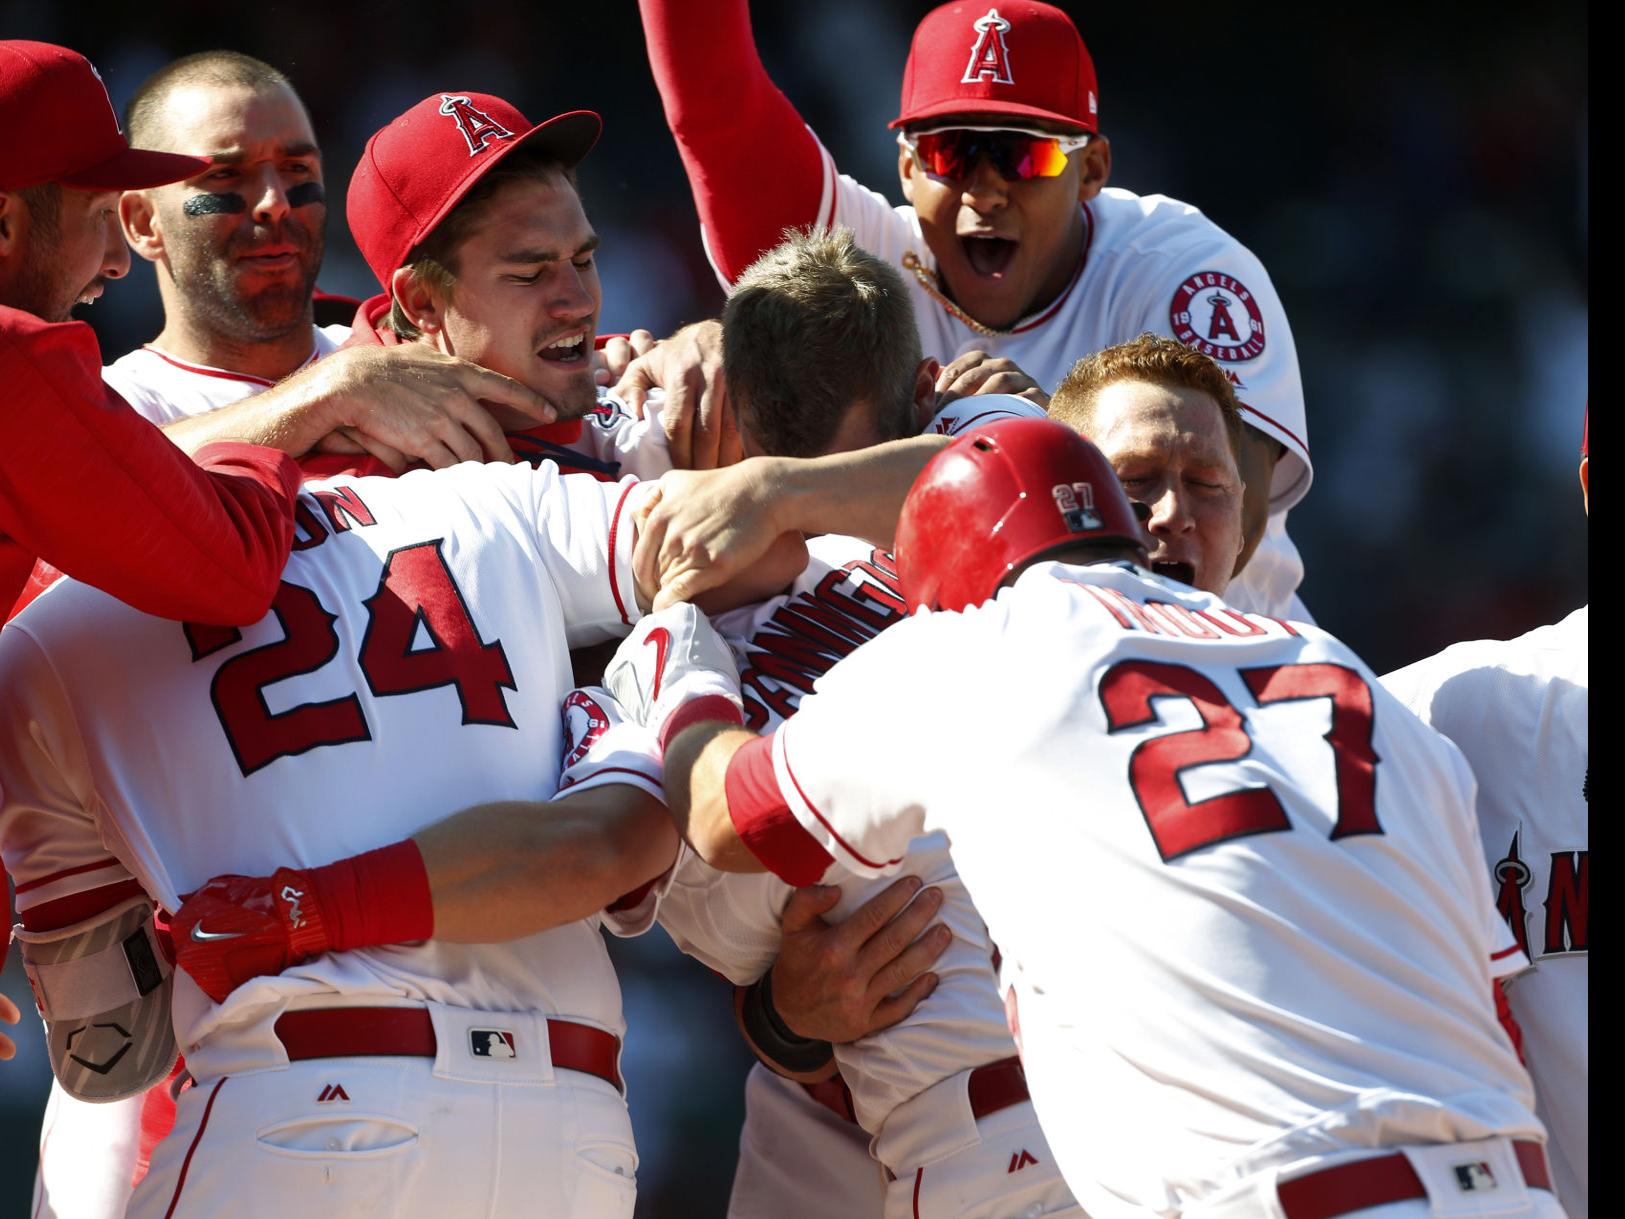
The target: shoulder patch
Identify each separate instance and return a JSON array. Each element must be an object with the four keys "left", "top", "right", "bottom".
[{"left": 1169, "top": 271, "right": 1266, "bottom": 362}]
